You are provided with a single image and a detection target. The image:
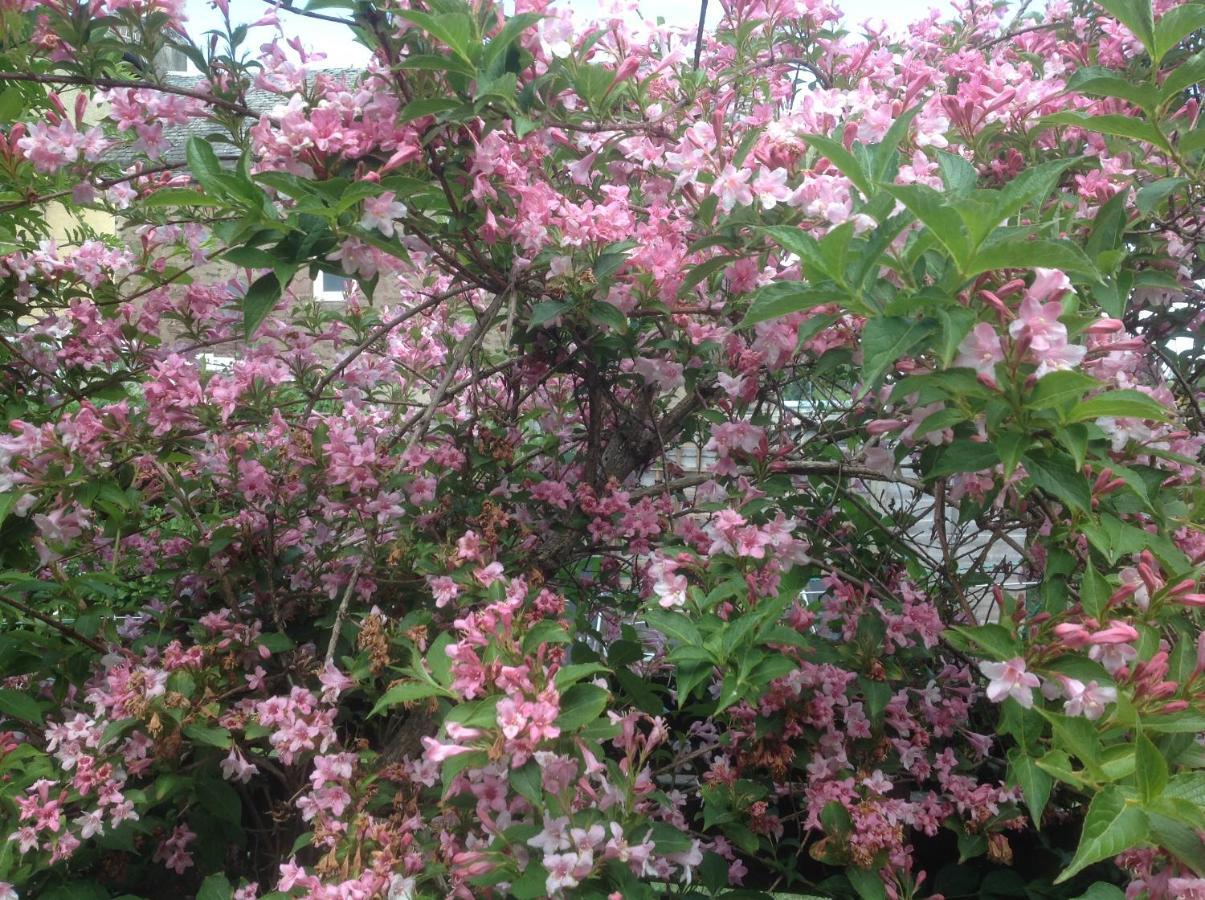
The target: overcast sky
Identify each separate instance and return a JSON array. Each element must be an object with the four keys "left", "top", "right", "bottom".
[{"left": 182, "top": 0, "right": 955, "bottom": 67}]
